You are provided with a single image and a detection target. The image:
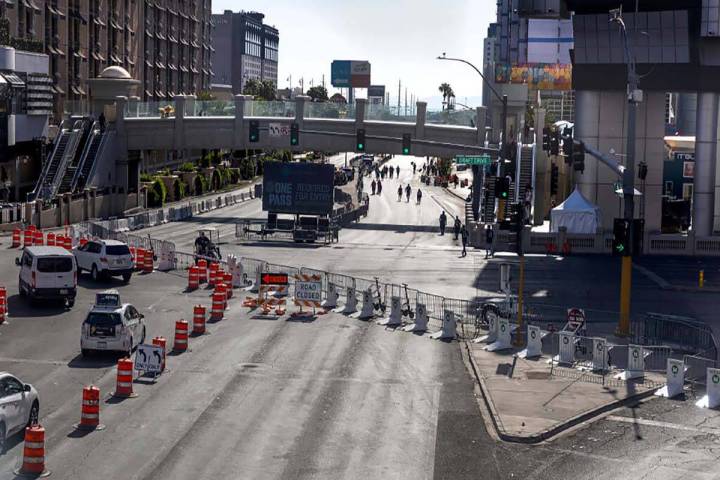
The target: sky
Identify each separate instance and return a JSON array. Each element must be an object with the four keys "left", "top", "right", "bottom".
[{"left": 213, "top": 0, "right": 495, "bottom": 109}]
